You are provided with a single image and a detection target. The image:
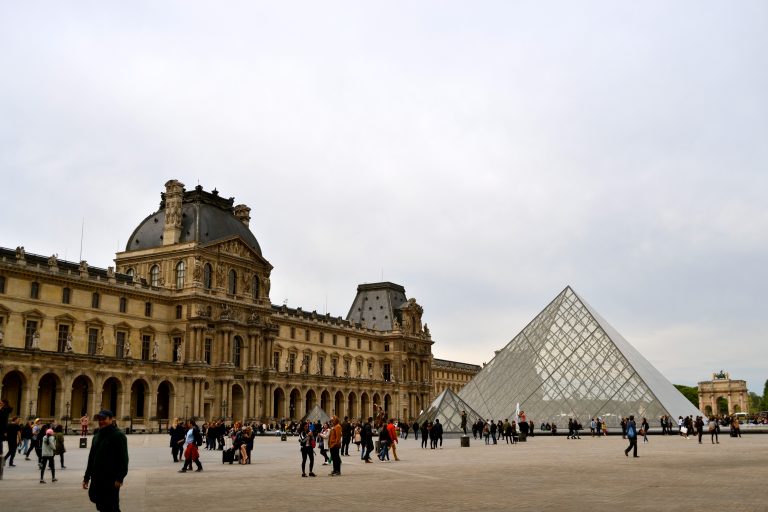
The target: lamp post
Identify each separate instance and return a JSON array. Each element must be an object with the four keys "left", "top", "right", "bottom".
[
  {"left": 221, "top": 400, "right": 228, "bottom": 422},
  {"left": 65, "top": 401, "right": 70, "bottom": 434},
  {"left": 28, "top": 400, "right": 33, "bottom": 420}
]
